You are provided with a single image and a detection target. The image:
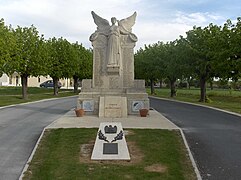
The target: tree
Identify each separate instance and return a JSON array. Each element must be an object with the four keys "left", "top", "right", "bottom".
[
  {"left": 134, "top": 17, "right": 241, "bottom": 101},
  {"left": 46, "top": 37, "right": 76, "bottom": 95},
  {"left": 134, "top": 48, "right": 145, "bottom": 79},
  {"left": 71, "top": 42, "right": 92, "bottom": 93},
  {"left": 162, "top": 39, "right": 191, "bottom": 97},
  {"left": 185, "top": 24, "right": 222, "bottom": 102},
  {"left": 0, "top": 19, "right": 15, "bottom": 76},
  {"left": 4, "top": 25, "right": 46, "bottom": 99},
  {"left": 153, "top": 42, "right": 166, "bottom": 91},
  {"left": 212, "top": 18, "right": 241, "bottom": 88},
  {"left": 135, "top": 43, "right": 164, "bottom": 94},
  {"left": 229, "top": 17, "right": 241, "bottom": 81}
]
